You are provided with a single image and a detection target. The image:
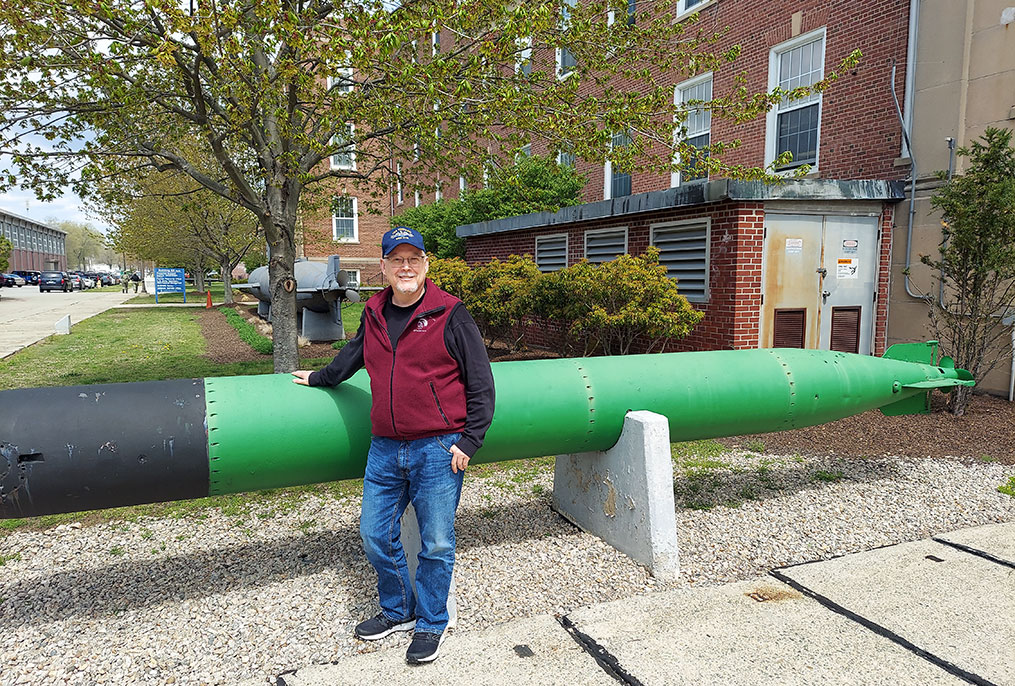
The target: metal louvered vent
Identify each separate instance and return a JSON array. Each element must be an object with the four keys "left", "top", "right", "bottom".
[
  {"left": 585, "top": 228, "right": 627, "bottom": 264},
  {"left": 830, "top": 306, "right": 861, "bottom": 354},
  {"left": 651, "top": 222, "right": 708, "bottom": 301},
  {"left": 535, "top": 235, "right": 567, "bottom": 272},
  {"left": 773, "top": 308, "right": 806, "bottom": 348}
]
